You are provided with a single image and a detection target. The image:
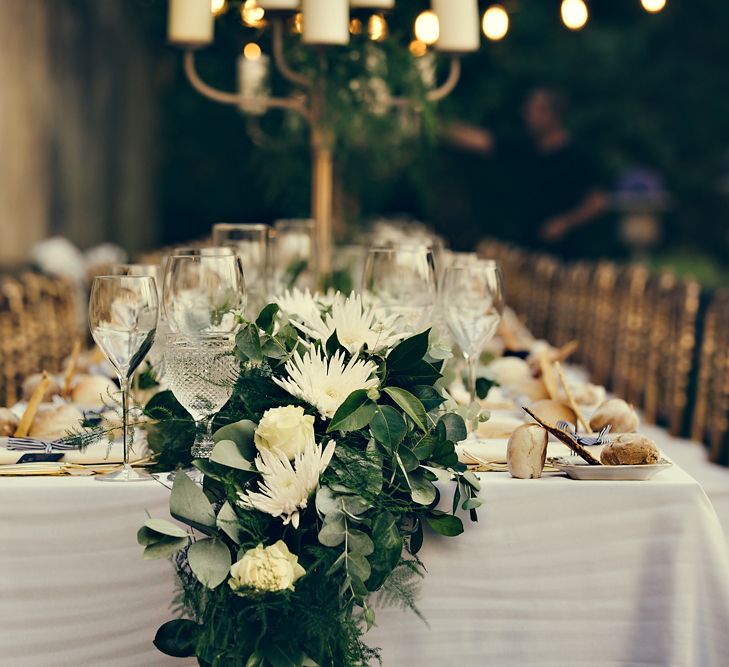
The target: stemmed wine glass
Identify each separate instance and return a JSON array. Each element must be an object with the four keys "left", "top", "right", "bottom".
[
  {"left": 361, "top": 244, "right": 438, "bottom": 332},
  {"left": 162, "top": 248, "right": 245, "bottom": 464},
  {"left": 442, "top": 260, "right": 505, "bottom": 411},
  {"left": 212, "top": 223, "right": 269, "bottom": 315},
  {"left": 89, "top": 276, "right": 159, "bottom": 482}
]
